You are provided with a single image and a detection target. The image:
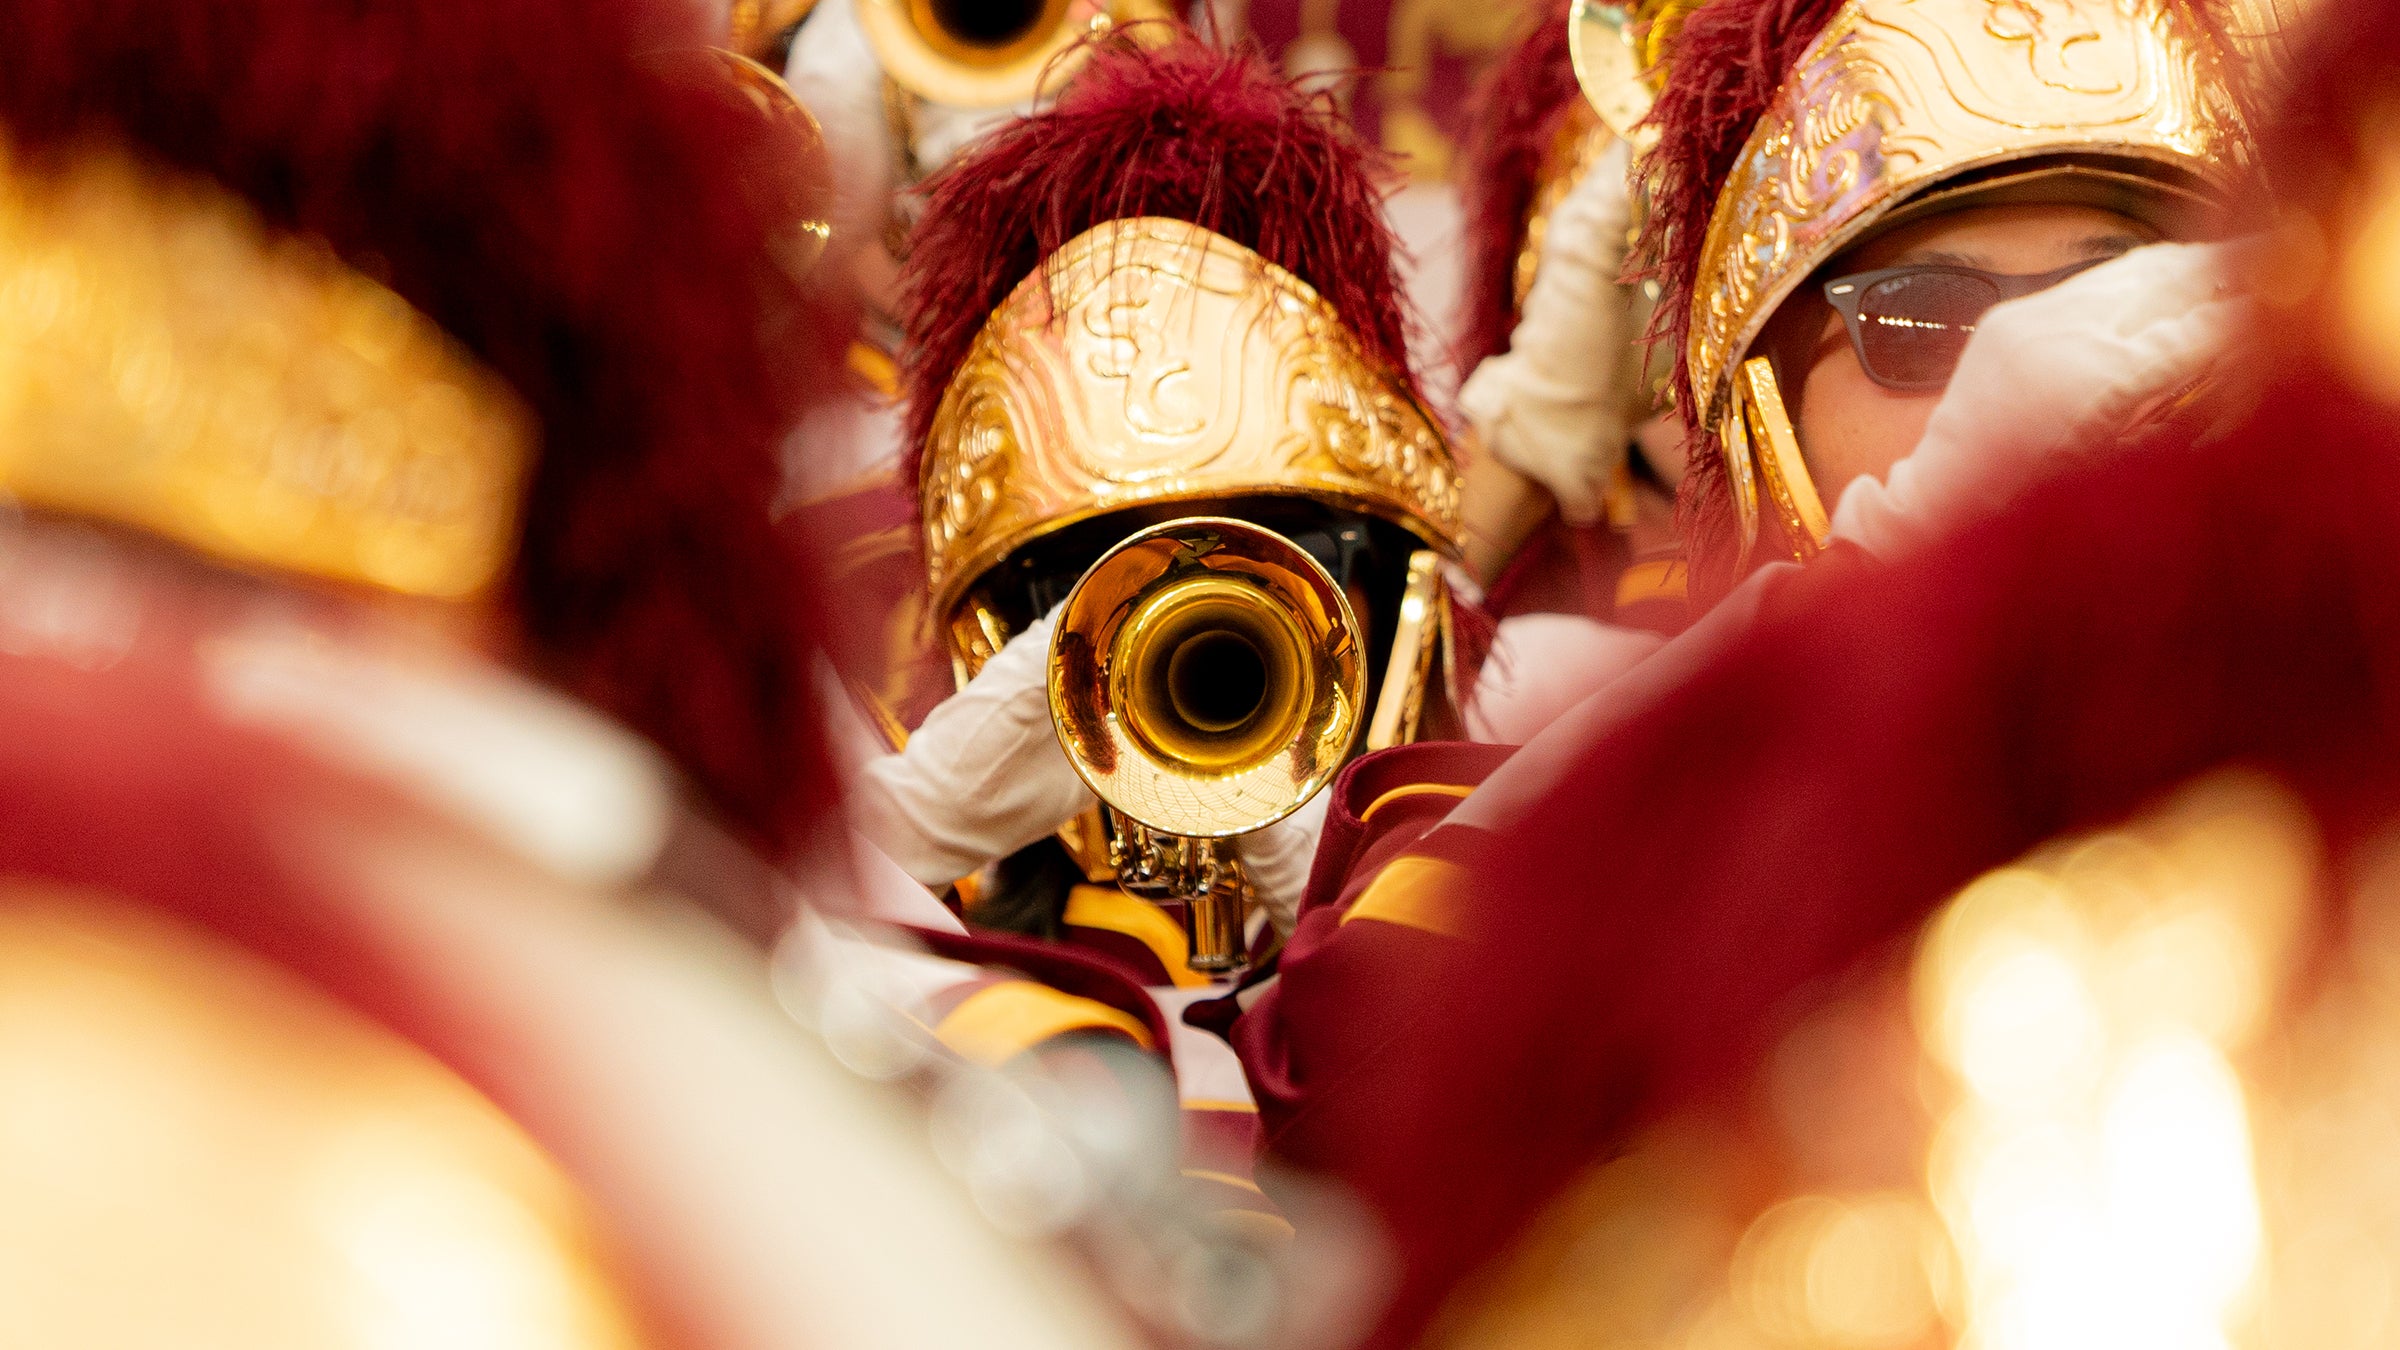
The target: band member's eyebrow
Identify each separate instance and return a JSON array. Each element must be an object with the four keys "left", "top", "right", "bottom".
[
  {"left": 2074, "top": 232, "right": 2150, "bottom": 260},
  {"left": 1892, "top": 247, "right": 1986, "bottom": 268},
  {"left": 1896, "top": 232, "right": 2150, "bottom": 270}
]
